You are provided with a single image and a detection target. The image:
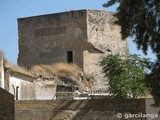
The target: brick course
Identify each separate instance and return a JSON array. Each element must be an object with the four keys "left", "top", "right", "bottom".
[{"left": 15, "top": 98, "right": 146, "bottom": 120}]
